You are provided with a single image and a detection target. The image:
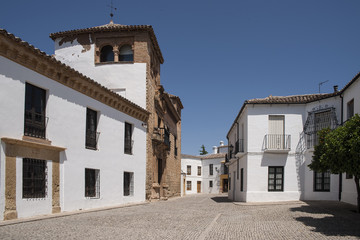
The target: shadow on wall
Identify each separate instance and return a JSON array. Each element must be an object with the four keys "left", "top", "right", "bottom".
[
  {"left": 295, "top": 132, "right": 307, "bottom": 198},
  {"left": 290, "top": 201, "right": 360, "bottom": 238}
]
